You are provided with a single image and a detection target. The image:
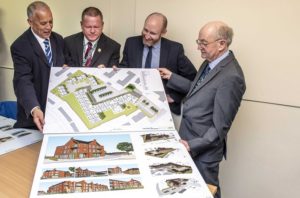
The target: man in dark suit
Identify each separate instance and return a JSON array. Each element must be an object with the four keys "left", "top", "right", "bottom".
[
  {"left": 119, "top": 12, "right": 196, "bottom": 127},
  {"left": 64, "top": 7, "right": 120, "bottom": 68},
  {"left": 11, "top": 1, "right": 65, "bottom": 131},
  {"left": 159, "top": 21, "right": 246, "bottom": 198}
]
